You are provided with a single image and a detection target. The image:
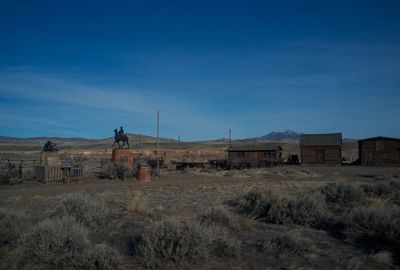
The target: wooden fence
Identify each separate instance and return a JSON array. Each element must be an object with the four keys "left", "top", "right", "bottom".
[{"left": 33, "top": 165, "right": 83, "bottom": 183}]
